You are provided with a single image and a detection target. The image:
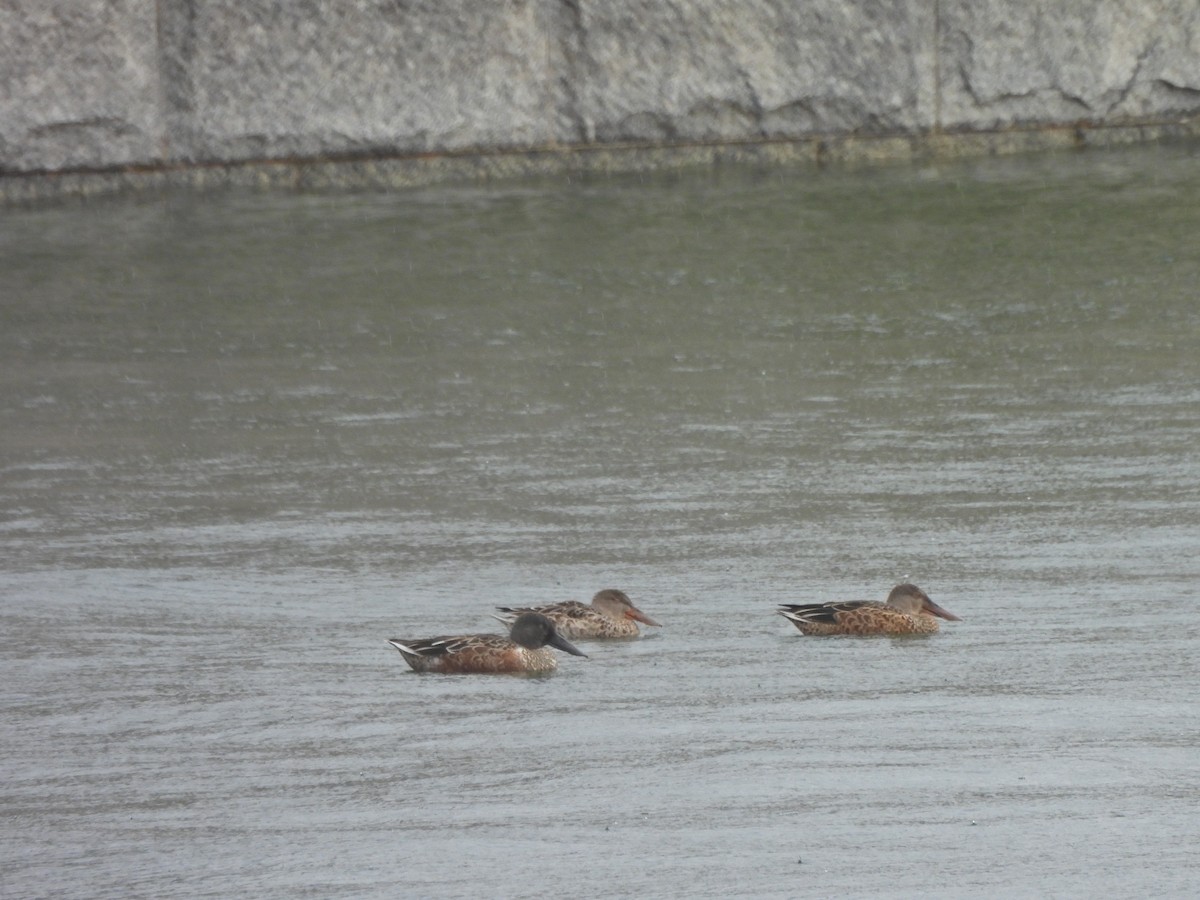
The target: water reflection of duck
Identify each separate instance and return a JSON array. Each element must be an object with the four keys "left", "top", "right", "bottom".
[
  {"left": 777, "top": 584, "right": 961, "bottom": 636},
  {"left": 387, "top": 612, "right": 587, "bottom": 674},
  {"left": 495, "top": 589, "right": 661, "bottom": 639}
]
